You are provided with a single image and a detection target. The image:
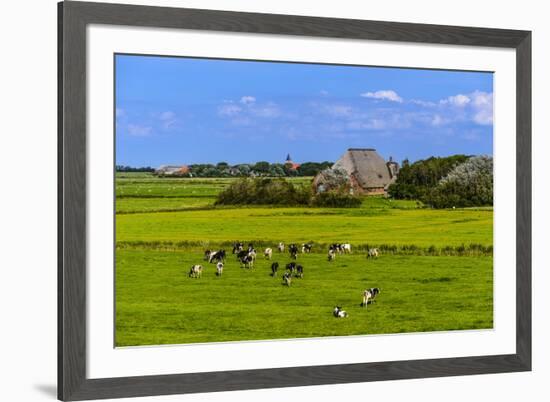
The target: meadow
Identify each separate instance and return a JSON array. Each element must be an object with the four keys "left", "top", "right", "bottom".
[{"left": 115, "top": 173, "right": 494, "bottom": 346}]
